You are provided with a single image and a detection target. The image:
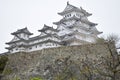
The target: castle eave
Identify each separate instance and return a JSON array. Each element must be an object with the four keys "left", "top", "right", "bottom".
[
  {"left": 11, "top": 27, "right": 33, "bottom": 35},
  {"left": 6, "top": 39, "right": 28, "bottom": 45},
  {"left": 96, "top": 31, "right": 103, "bottom": 35},
  {"left": 5, "top": 46, "right": 16, "bottom": 50},
  {"left": 91, "top": 31, "right": 103, "bottom": 35},
  {"left": 81, "top": 20, "right": 98, "bottom": 26},
  {"left": 53, "top": 16, "right": 81, "bottom": 25},
  {"left": 38, "top": 24, "right": 58, "bottom": 32},
  {"left": 11, "top": 32, "right": 33, "bottom": 35}
]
